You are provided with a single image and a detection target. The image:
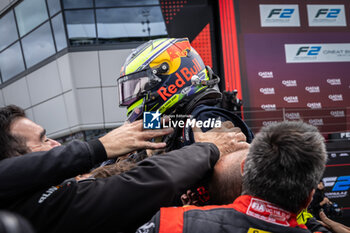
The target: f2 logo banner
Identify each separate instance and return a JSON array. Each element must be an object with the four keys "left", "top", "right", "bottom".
[
  {"left": 260, "top": 5, "right": 300, "bottom": 27},
  {"left": 324, "top": 176, "right": 350, "bottom": 192},
  {"left": 296, "top": 46, "right": 321, "bottom": 56},
  {"left": 307, "top": 5, "right": 346, "bottom": 27},
  {"left": 267, "top": 9, "right": 294, "bottom": 18},
  {"left": 285, "top": 43, "right": 350, "bottom": 63}
]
